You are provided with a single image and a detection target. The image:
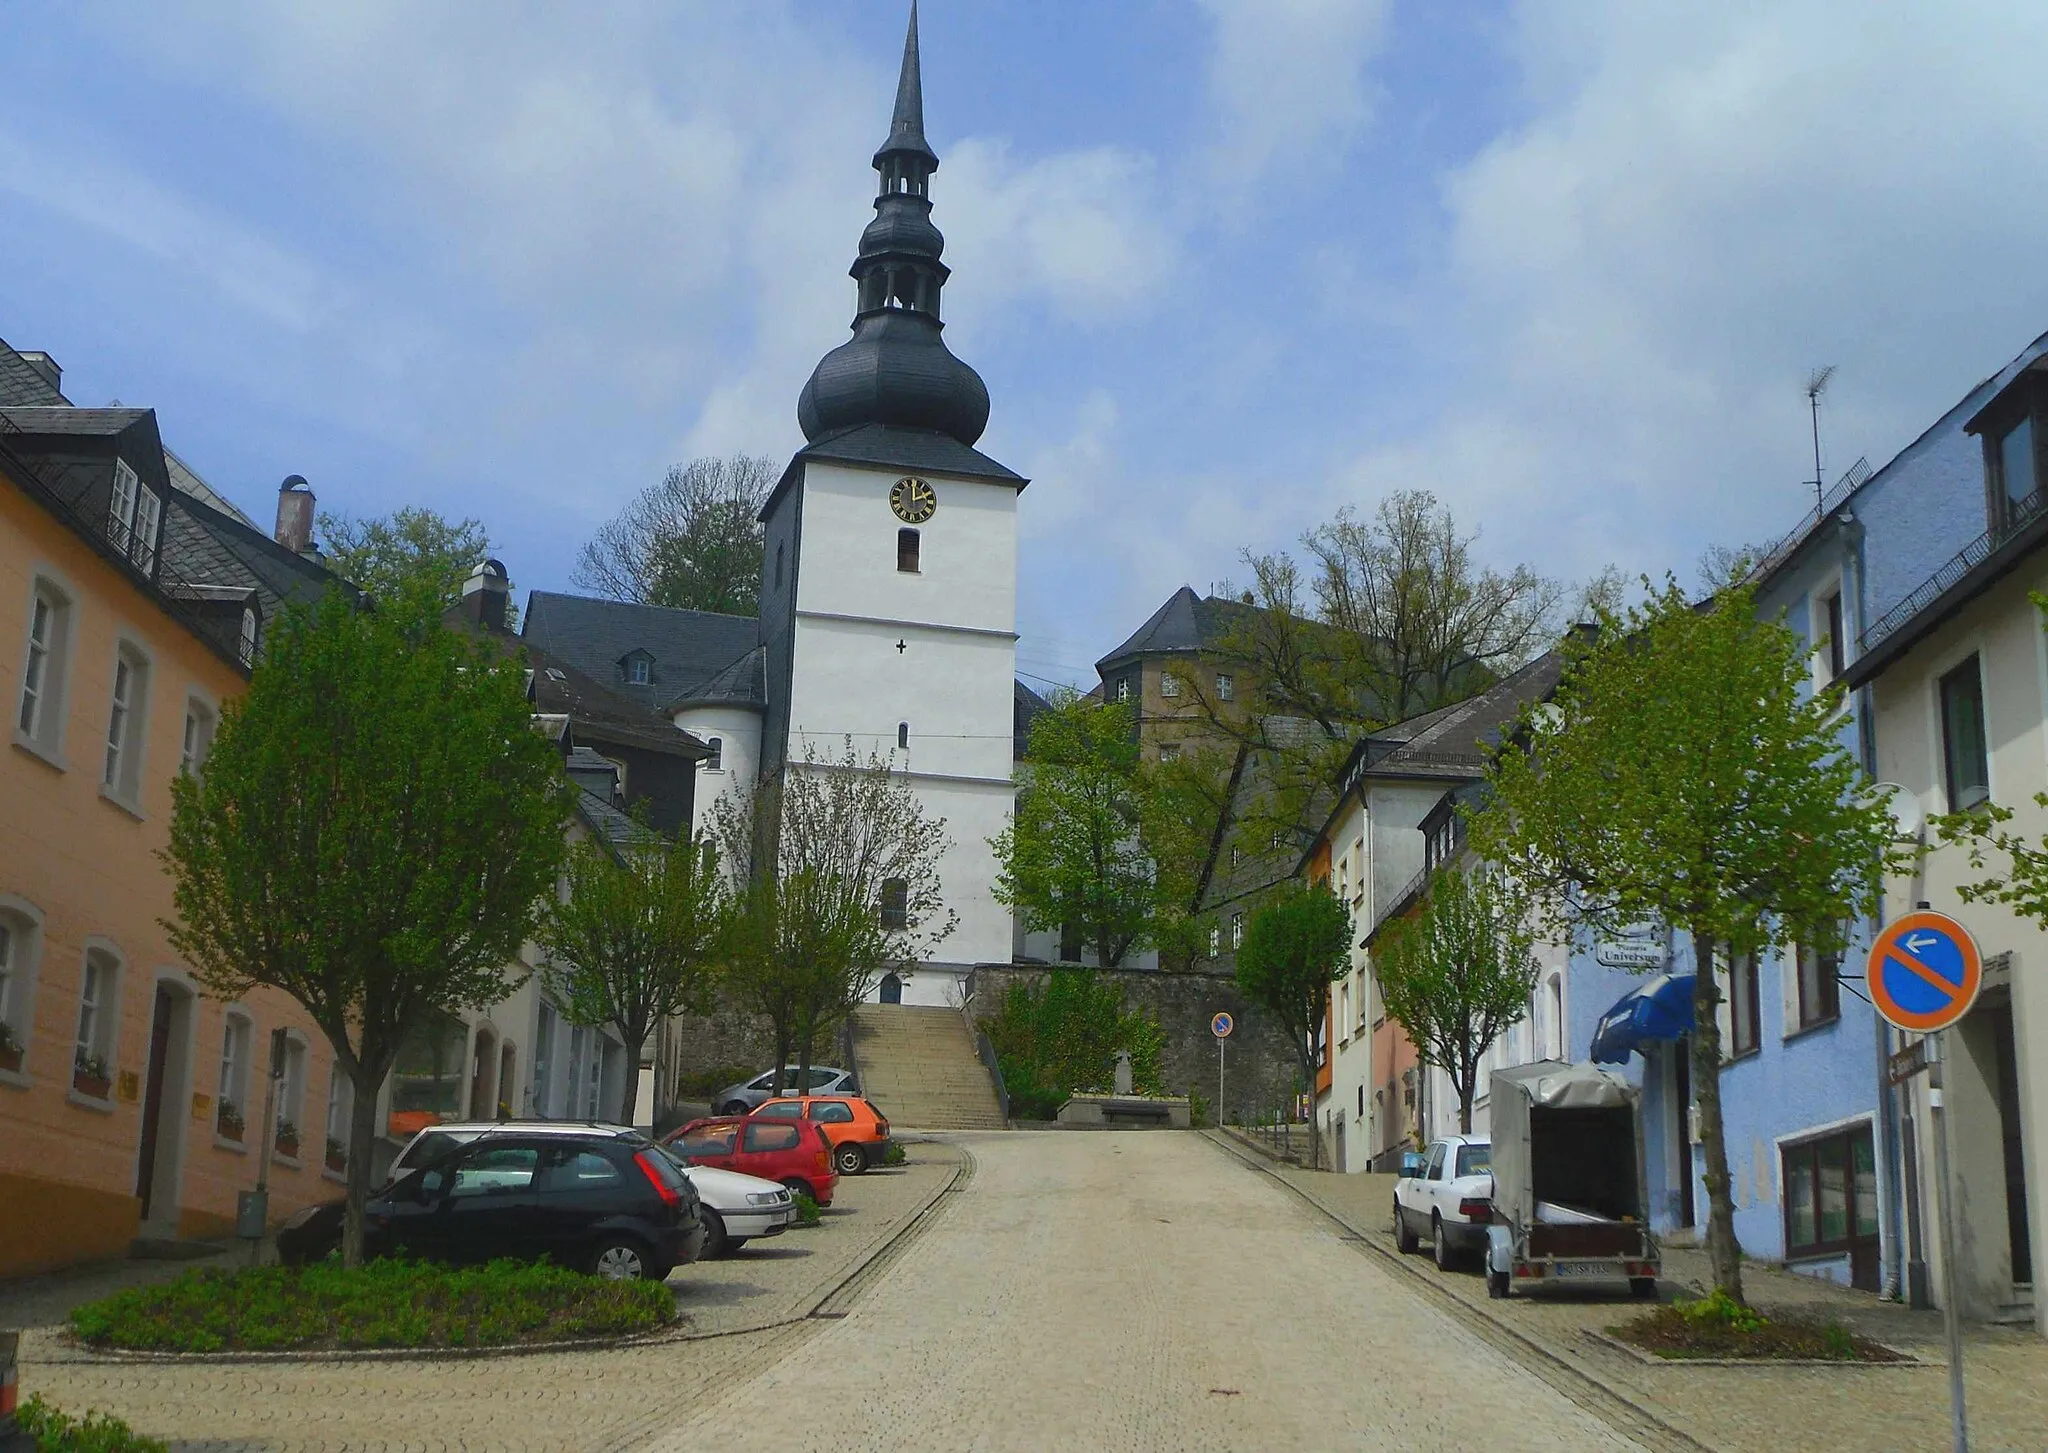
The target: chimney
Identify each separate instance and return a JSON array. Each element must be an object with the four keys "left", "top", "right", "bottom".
[
  {"left": 461, "top": 558, "right": 512, "bottom": 632},
  {"left": 16, "top": 351, "right": 61, "bottom": 396},
  {"left": 275, "top": 475, "right": 315, "bottom": 554}
]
